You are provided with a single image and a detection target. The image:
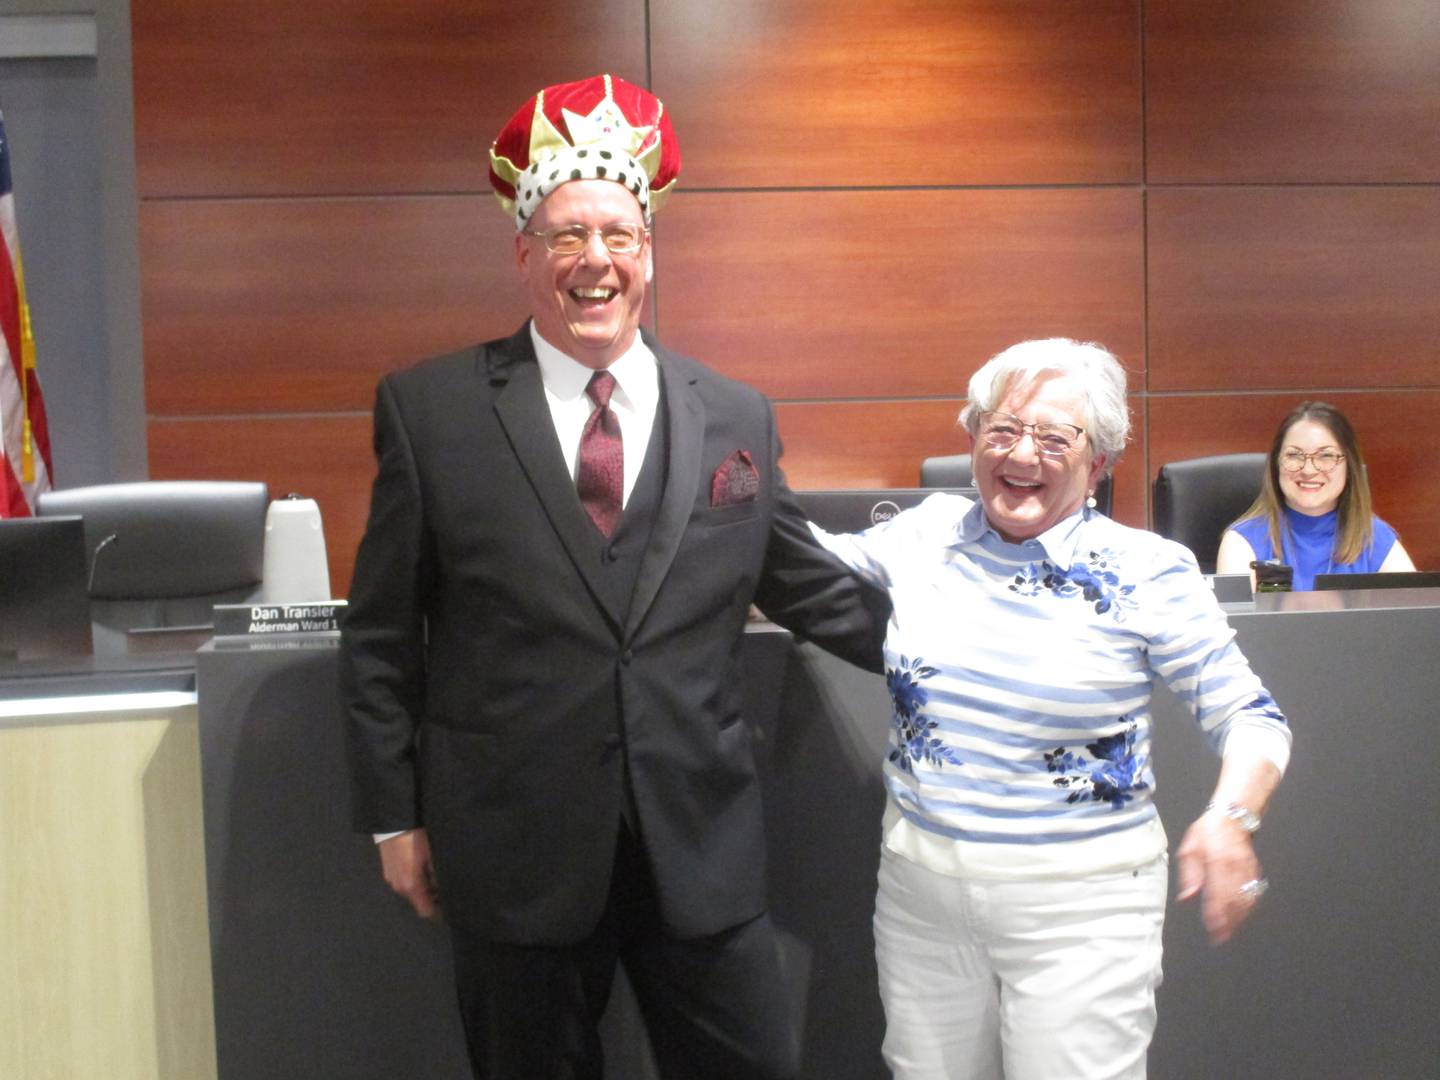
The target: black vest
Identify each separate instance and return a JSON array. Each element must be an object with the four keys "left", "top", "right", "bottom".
[
  {"left": 580, "top": 384, "right": 668, "bottom": 831},
  {"left": 585, "top": 385, "right": 669, "bottom": 625}
]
